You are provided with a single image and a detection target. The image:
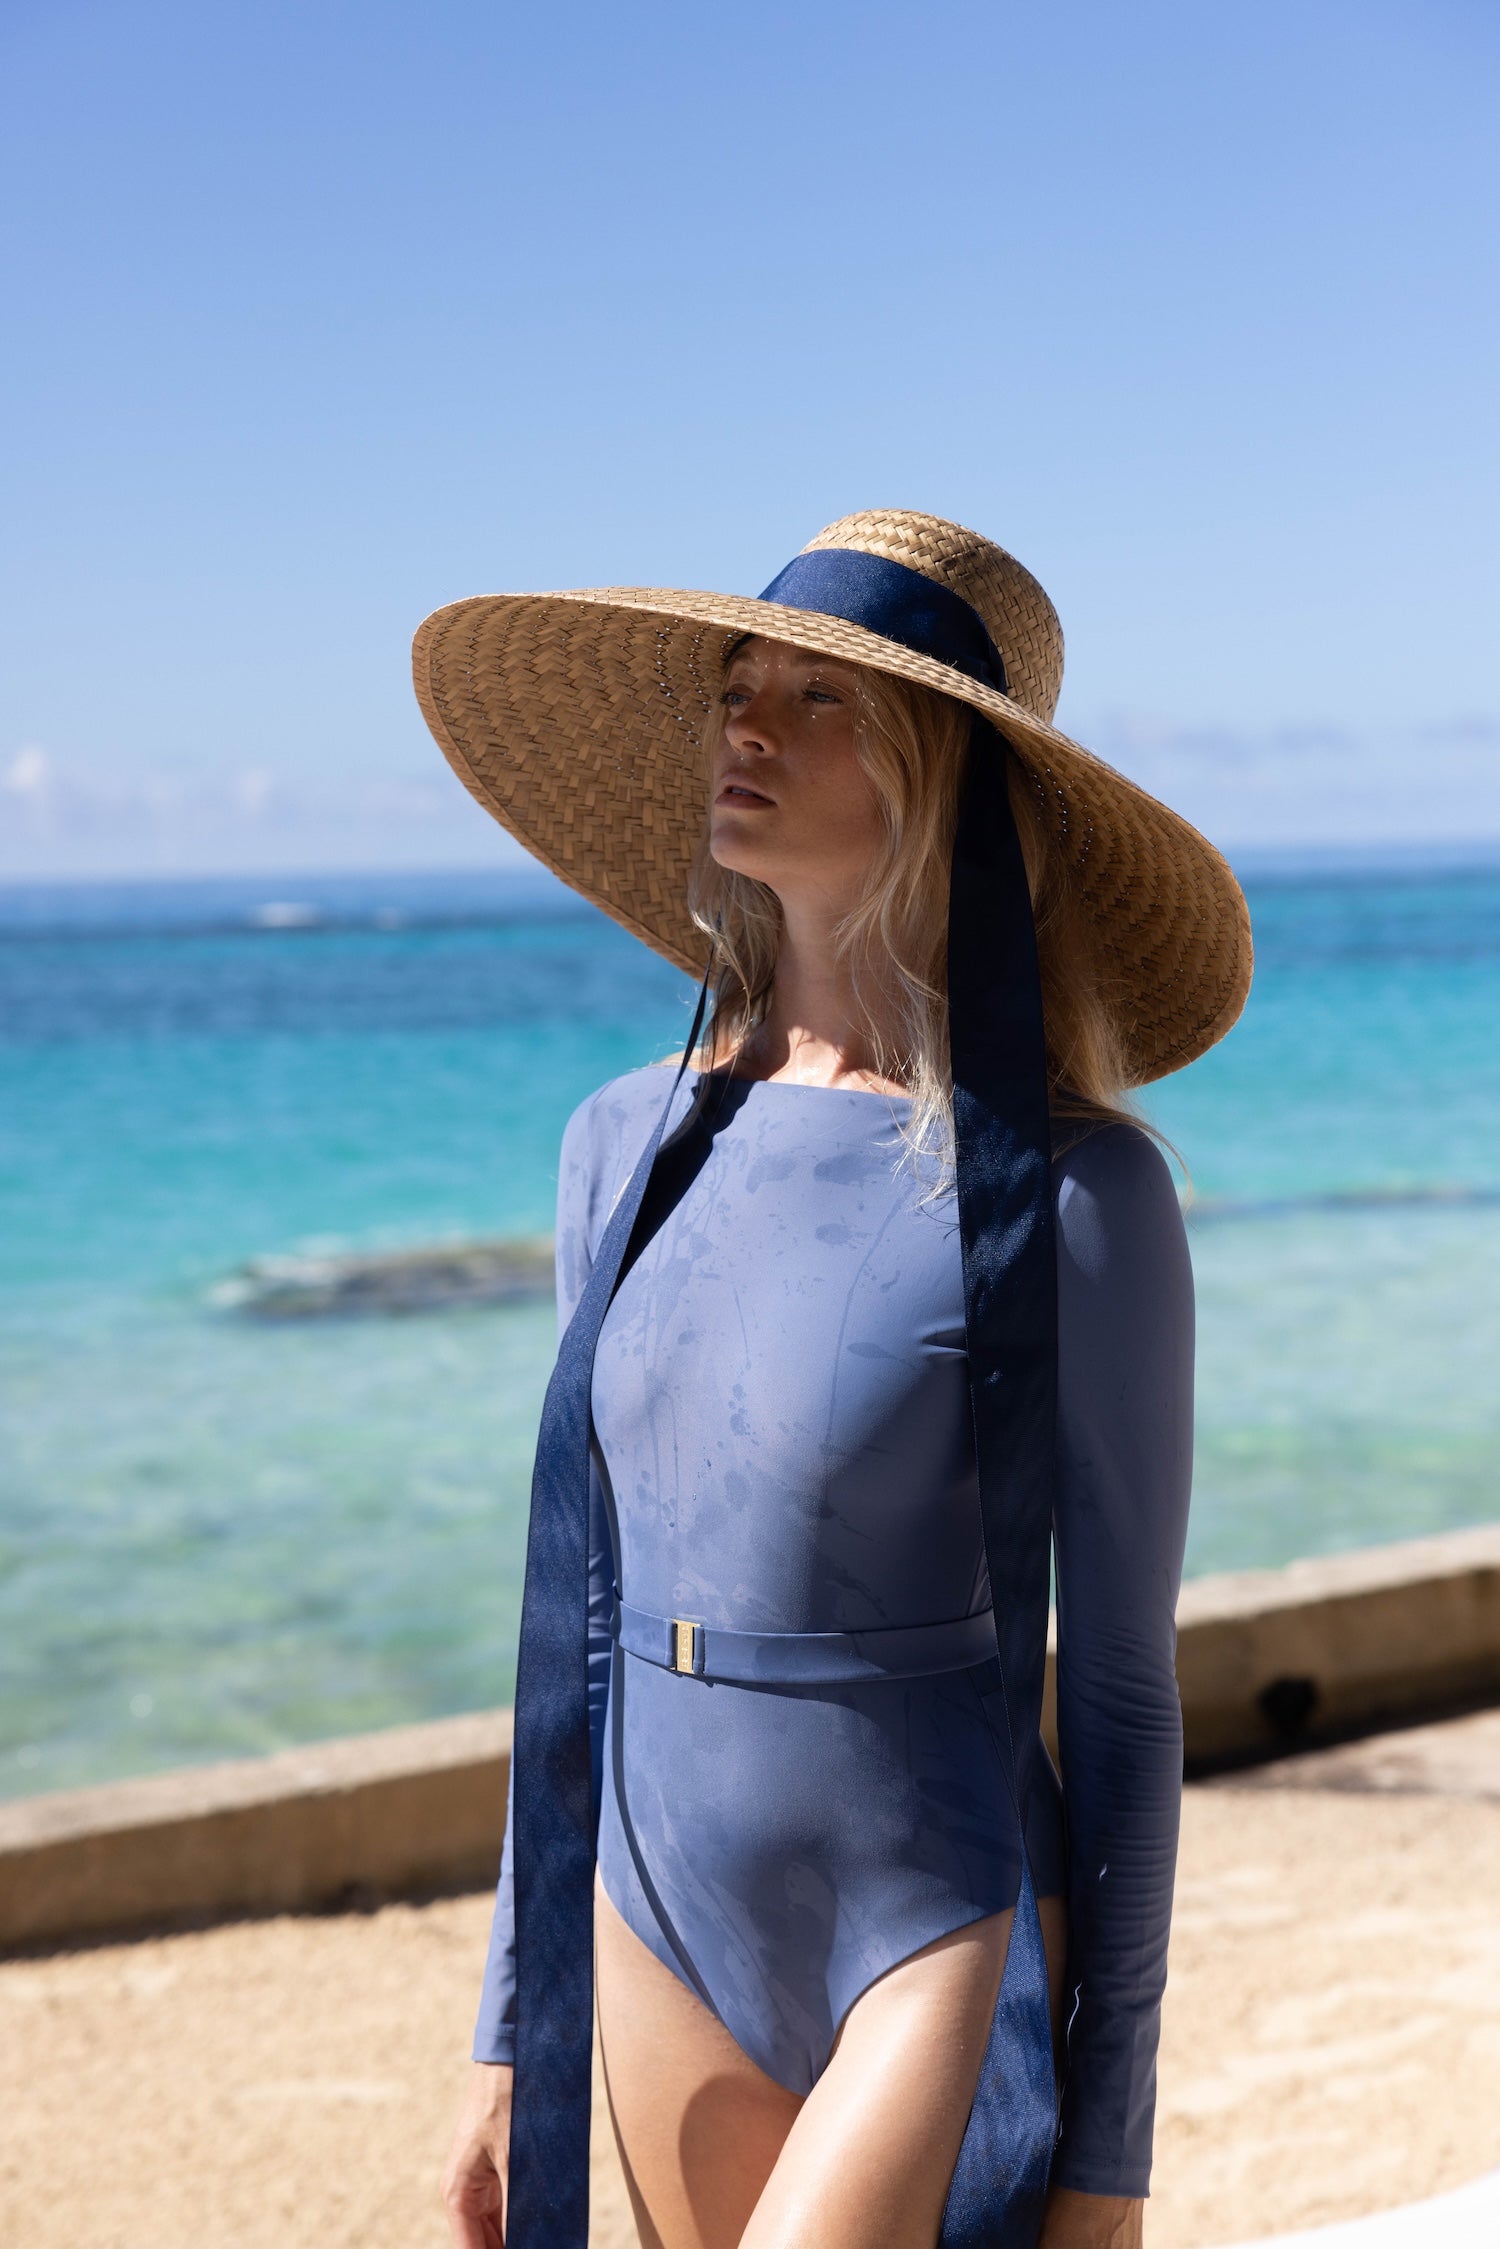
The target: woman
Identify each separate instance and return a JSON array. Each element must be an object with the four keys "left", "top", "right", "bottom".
[{"left": 416, "top": 511, "right": 1252, "bottom": 2249}]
